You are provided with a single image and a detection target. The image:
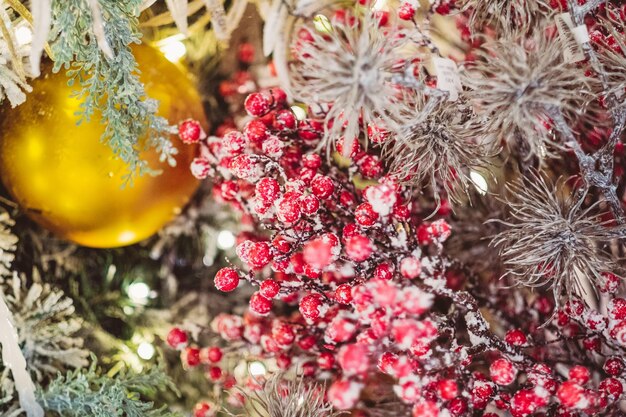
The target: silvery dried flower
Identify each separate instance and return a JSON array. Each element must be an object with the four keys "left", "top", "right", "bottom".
[
  {"left": 456, "top": 0, "right": 555, "bottom": 32},
  {"left": 596, "top": 14, "right": 626, "bottom": 109},
  {"left": 289, "top": 9, "right": 414, "bottom": 155},
  {"left": 491, "top": 174, "right": 624, "bottom": 304},
  {"left": 382, "top": 97, "right": 495, "bottom": 205},
  {"left": 463, "top": 30, "right": 595, "bottom": 161},
  {"left": 242, "top": 374, "right": 341, "bottom": 417}
]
